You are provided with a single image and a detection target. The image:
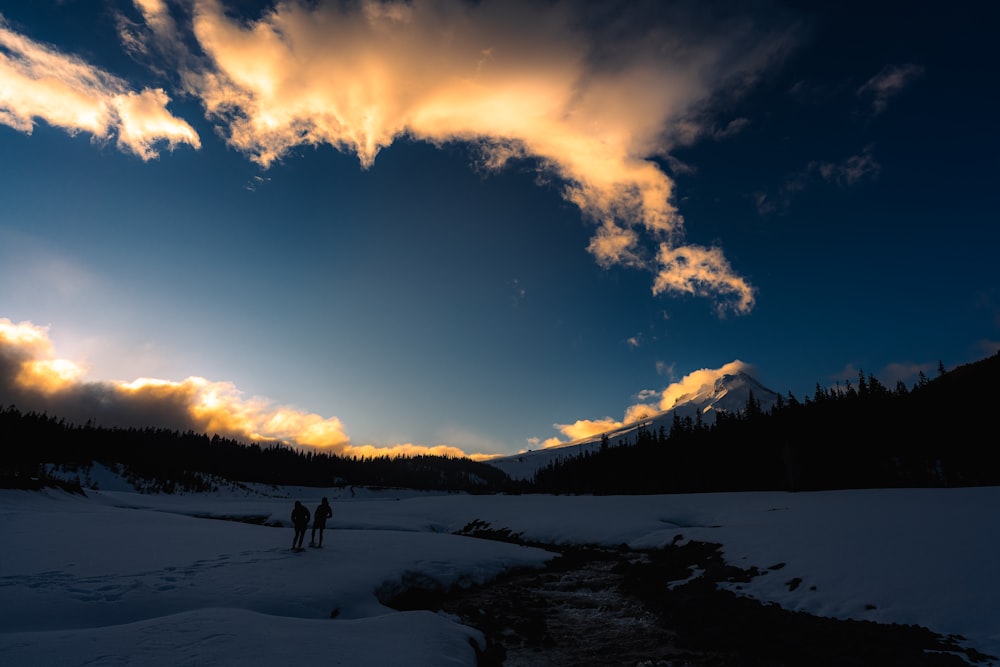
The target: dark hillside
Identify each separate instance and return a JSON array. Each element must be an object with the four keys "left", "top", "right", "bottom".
[{"left": 532, "top": 352, "right": 1000, "bottom": 494}]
